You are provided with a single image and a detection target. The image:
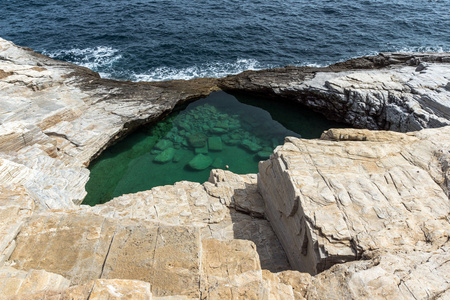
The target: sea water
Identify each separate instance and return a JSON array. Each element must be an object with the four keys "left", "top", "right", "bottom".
[
  {"left": 1, "top": 0, "right": 449, "bottom": 81},
  {"left": 84, "top": 92, "right": 344, "bottom": 205}
]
